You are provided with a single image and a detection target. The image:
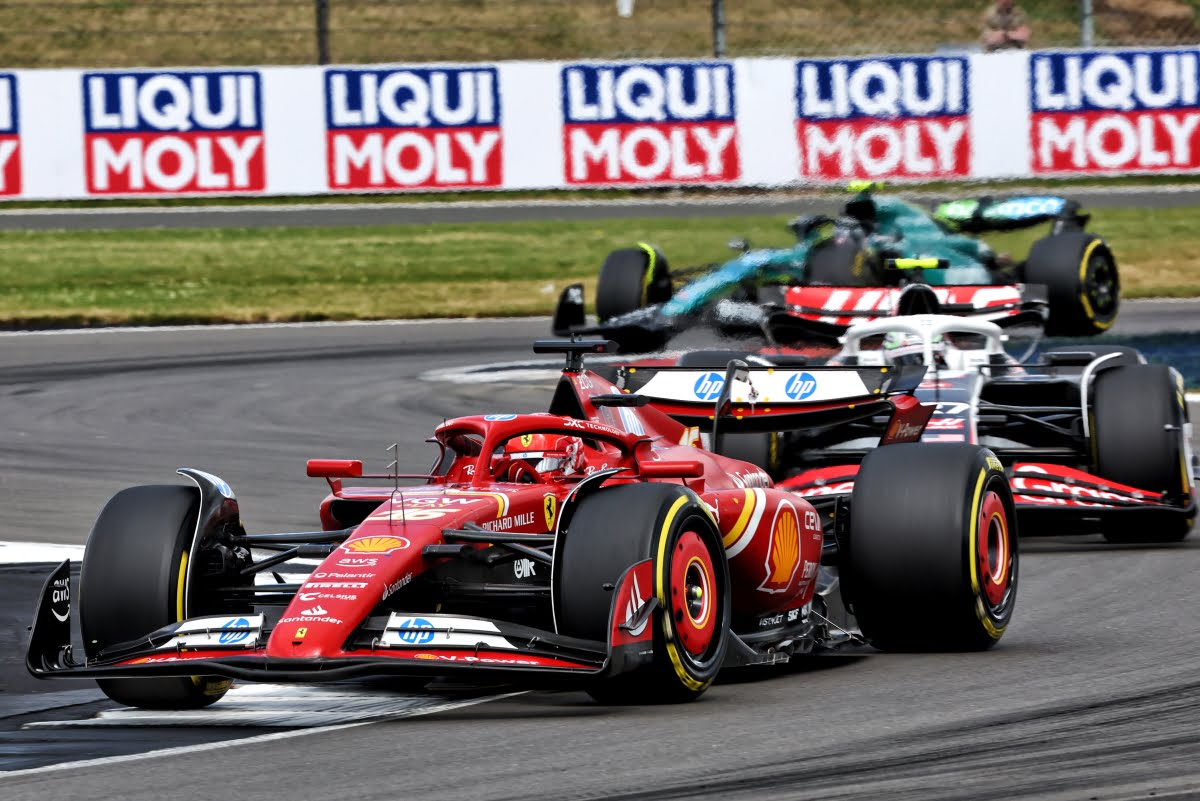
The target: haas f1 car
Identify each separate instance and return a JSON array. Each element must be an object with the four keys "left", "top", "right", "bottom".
[
  {"left": 554, "top": 188, "right": 1119, "bottom": 353},
  {"left": 28, "top": 341, "right": 1017, "bottom": 708},
  {"left": 655, "top": 314, "right": 1194, "bottom": 543}
]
